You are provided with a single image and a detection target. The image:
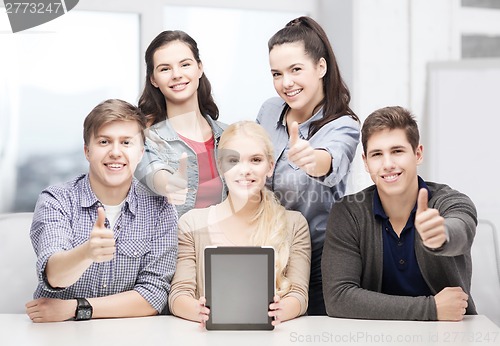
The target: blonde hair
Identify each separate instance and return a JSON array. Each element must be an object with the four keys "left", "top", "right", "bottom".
[{"left": 217, "top": 121, "right": 292, "bottom": 296}]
